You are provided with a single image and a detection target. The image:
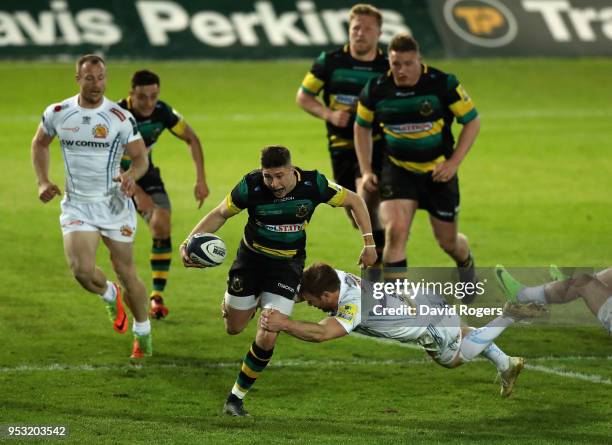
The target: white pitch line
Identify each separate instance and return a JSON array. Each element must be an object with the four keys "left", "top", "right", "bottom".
[
  {"left": 525, "top": 364, "right": 611, "bottom": 385},
  {"left": 0, "top": 358, "right": 430, "bottom": 374},
  {"left": 352, "top": 332, "right": 612, "bottom": 385}
]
